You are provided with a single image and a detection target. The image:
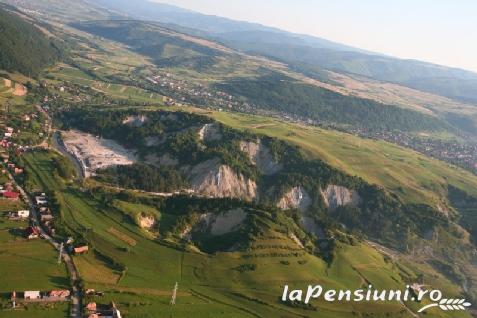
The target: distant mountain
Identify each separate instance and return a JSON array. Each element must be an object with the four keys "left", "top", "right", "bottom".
[
  {"left": 0, "top": 4, "right": 62, "bottom": 76},
  {"left": 89, "top": 0, "right": 477, "bottom": 104}
]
